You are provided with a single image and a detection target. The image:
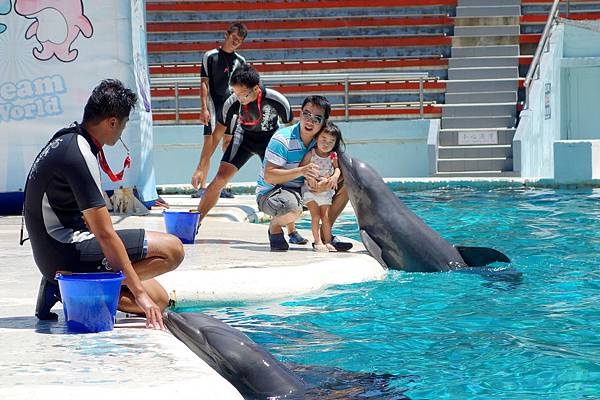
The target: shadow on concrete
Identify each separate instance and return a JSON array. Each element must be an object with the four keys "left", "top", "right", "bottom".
[
  {"left": 194, "top": 239, "right": 264, "bottom": 246},
  {"left": 0, "top": 315, "right": 70, "bottom": 334},
  {"left": 230, "top": 245, "right": 314, "bottom": 253}
]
